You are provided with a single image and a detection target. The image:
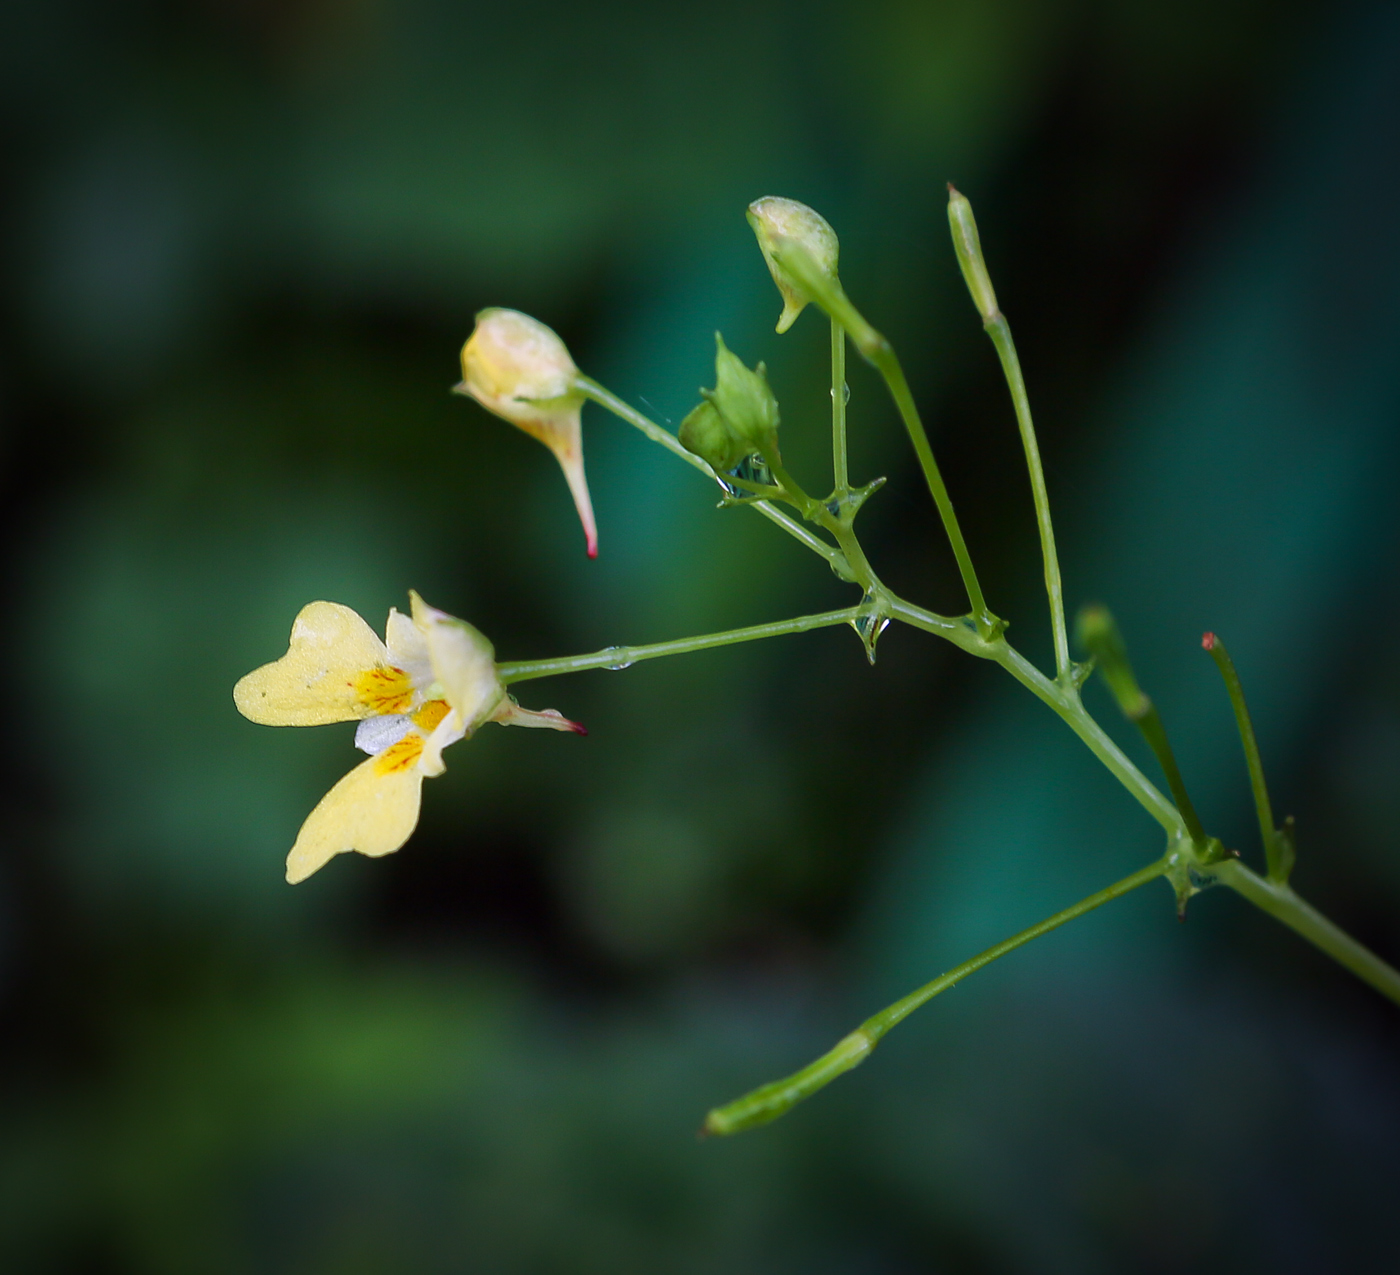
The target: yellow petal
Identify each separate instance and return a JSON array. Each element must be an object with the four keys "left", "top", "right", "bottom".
[
  {"left": 417, "top": 705, "right": 465, "bottom": 777},
  {"left": 285, "top": 749, "right": 425, "bottom": 884},
  {"left": 235, "top": 601, "right": 395, "bottom": 726},
  {"left": 408, "top": 591, "right": 505, "bottom": 730}
]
